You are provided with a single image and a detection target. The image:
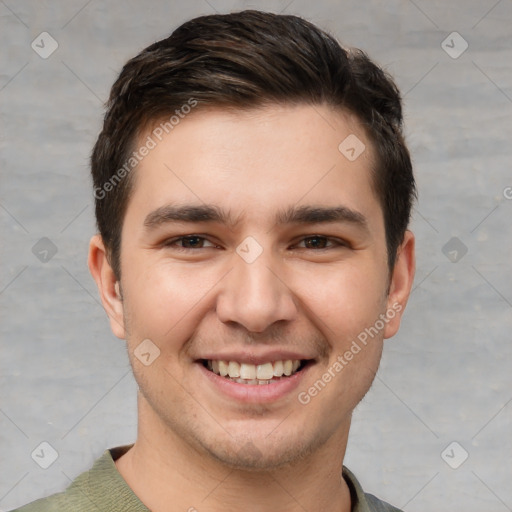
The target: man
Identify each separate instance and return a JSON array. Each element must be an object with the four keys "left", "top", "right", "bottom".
[{"left": 13, "top": 9, "right": 416, "bottom": 512}]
